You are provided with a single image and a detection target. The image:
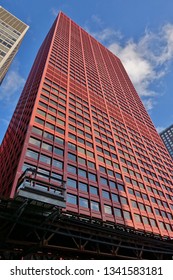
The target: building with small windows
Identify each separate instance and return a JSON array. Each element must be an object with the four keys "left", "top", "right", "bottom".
[
  {"left": 1, "top": 11, "right": 173, "bottom": 244},
  {"left": 160, "top": 124, "right": 173, "bottom": 160},
  {"left": 0, "top": 6, "right": 29, "bottom": 84}
]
